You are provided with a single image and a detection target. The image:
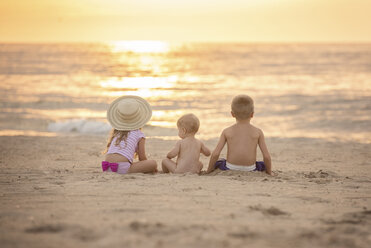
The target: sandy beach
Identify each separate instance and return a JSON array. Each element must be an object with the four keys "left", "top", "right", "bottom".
[
  {"left": 1, "top": 42, "right": 370, "bottom": 248},
  {"left": 1, "top": 0, "right": 371, "bottom": 246},
  {"left": 1, "top": 133, "right": 370, "bottom": 248}
]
